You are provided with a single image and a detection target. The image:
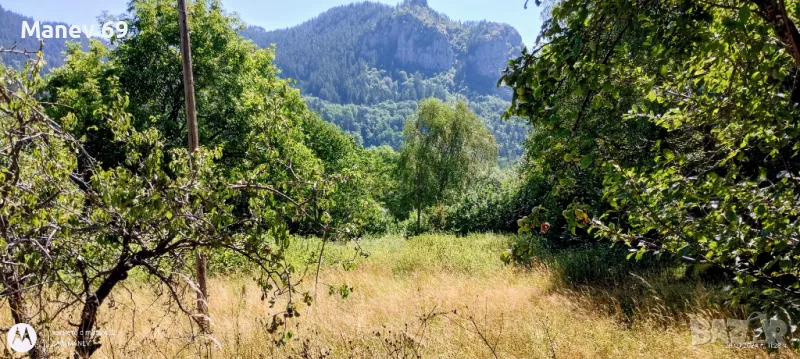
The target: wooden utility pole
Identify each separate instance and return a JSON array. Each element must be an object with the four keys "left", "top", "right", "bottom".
[
  {"left": 177, "top": 0, "right": 209, "bottom": 334},
  {"left": 179, "top": 0, "right": 199, "bottom": 152}
]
